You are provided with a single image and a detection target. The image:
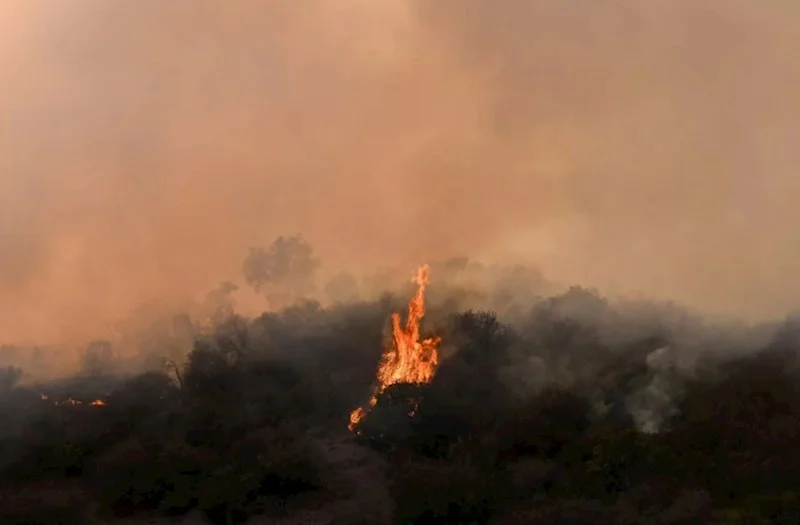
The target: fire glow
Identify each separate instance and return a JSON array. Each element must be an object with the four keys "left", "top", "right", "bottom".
[{"left": 38, "top": 393, "right": 106, "bottom": 407}]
